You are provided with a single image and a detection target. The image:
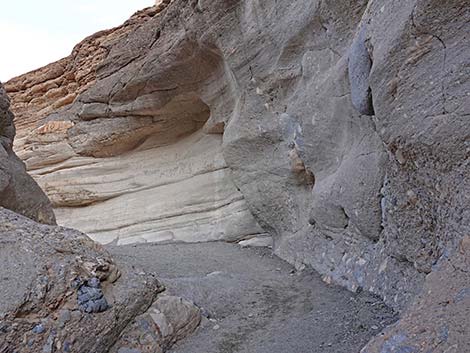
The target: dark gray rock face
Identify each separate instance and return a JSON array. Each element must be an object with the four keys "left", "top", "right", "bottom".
[
  {"left": 0, "top": 82, "right": 55, "bottom": 224},
  {"left": 362, "top": 236, "right": 470, "bottom": 353},
  {"left": 348, "top": 26, "right": 374, "bottom": 115}
]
